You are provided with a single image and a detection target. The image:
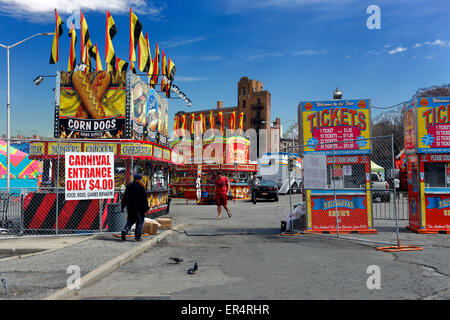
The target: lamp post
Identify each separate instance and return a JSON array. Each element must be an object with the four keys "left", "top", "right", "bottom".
[{"left": 0, "top": 32, "right": 53, "bottom": 190}]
